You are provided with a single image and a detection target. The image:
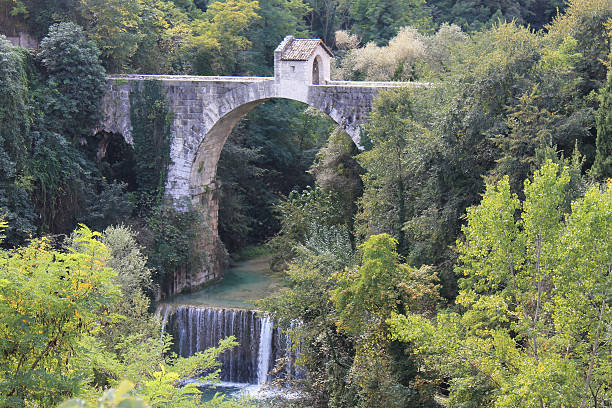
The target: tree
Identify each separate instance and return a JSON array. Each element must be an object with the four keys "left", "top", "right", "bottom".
[
  {"left": 555, "top": 182, "right": 612, "bottom": 408},
  {"left": 39, "top": 22, "right": 106, "bottom": 141},
  {"left": 31, "top": 23, "right": 114, "bottom": 235},
  {"left": 389, "top": 161, "right": 612, "bottom": 407},
  {"left": 216, "top": 128, "right": 266, "bottom": 252},
  {"left": 239, "top": 0, "right": 309, "bottom": 75},
  {"left": 547, "top": 0, "right": 612, "bottom": 94},
  {"left": 488, "top": 90, "right": 557, "bottom": 193},
  {"left": 78, "top": 0, "right": 144, "bottom": 72},
  {"left": 304, "top": 0, "right": 343, "bottom": 46},
  {"left": 267, "top": 185, "right": 347, "bottom": 270},
  {"left": 427, "top": 0, "right": 531, "bottom": 32},
  {"left": 342, "top": 0, "right": 432, "bottom": 45},
  {"left": 356, "top": 88, "right": 451, "bottom": 271},
  {"left": 64, "top": 337, "right": 253, "bottom": 408},
  {"left": 0, "top": 36, "right": 36, "bottom": 245},
  {"left": 0, "top": 225, "right": 119, "bottom": 407},
  {"left": 217, "top": 101, "right": 334, "bottom": 253},
  {"left": 335, "top": 23, "right": 468, "bottom": 82},
  {"left": 335, "top": 27, "right": 427, "bottom": 81},
  {"left": 331, "top": 234, "right": 440, "bottom": 408},
  {"left": 259, "top": 224, "right": 359, "bottom": 407},
  {"left": 310, "top": 126, "right": 363, "bottom": 230},
  {"left": 592, "top": 39, "right": 612, "bottom": 180},
  {"left": 189, "top": 0, "right": 261, "bottom": 74},
  {"left": 63, "top": 225, "right": 251, "bottom": 408}
]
